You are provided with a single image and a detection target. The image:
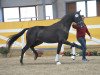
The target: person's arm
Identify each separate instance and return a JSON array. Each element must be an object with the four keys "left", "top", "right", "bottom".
[{"left": 86, "top": 26, "right": 92, "bottom": 39}]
